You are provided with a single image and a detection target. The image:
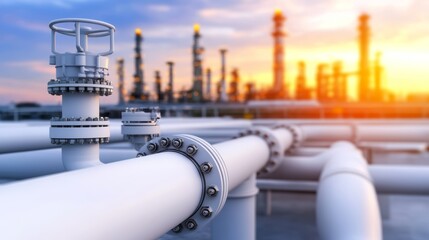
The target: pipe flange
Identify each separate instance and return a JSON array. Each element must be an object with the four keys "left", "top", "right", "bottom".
[
  {"left": 47, "top": 78, "right": 113, "bottom": 96},
  {"left": 51, "top": 116, "right": 109, "bottom": 127},
  {"left": 50, "top": 137, "right": 109, "bottom": 145},
  {"left": 139, "top": 134, "right": 228, "bottom": 235},
  {"left": 274, "top": 124, "right": 302, "bottom": 154},
  {"left": 237, "top": 126, "right": 284, "bottom": 174}
]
